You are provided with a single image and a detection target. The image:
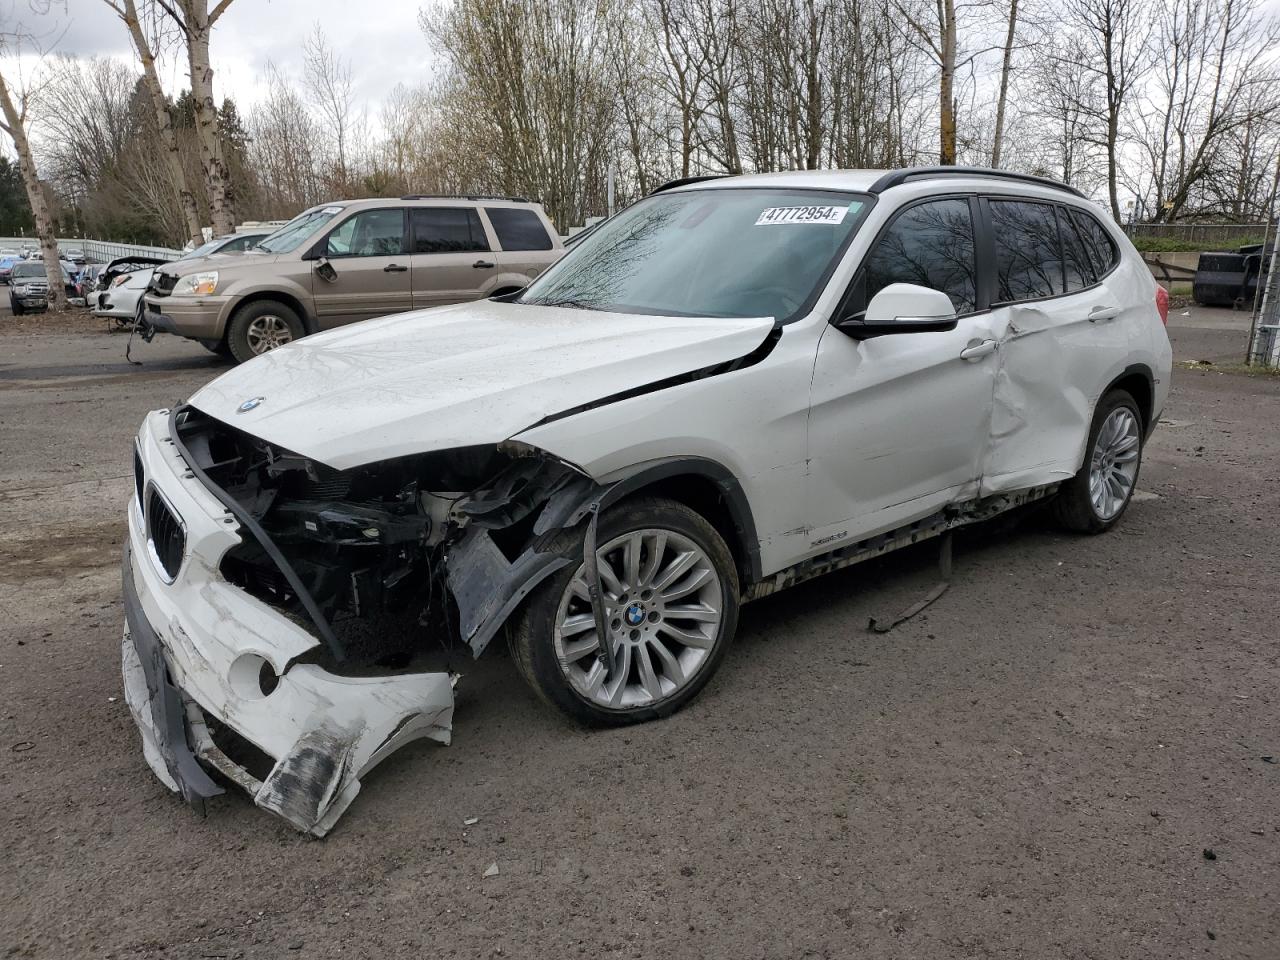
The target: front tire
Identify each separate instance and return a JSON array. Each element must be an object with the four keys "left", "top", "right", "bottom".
[
  {"left": 511, "top": 496, "right": 740, "bottom": 727},
  {"left": 1053, "top": 389, "right": 1143, "bottom": 533},
  {"left": 226, "top": 300, "right": 303, "bottom": 364}
]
